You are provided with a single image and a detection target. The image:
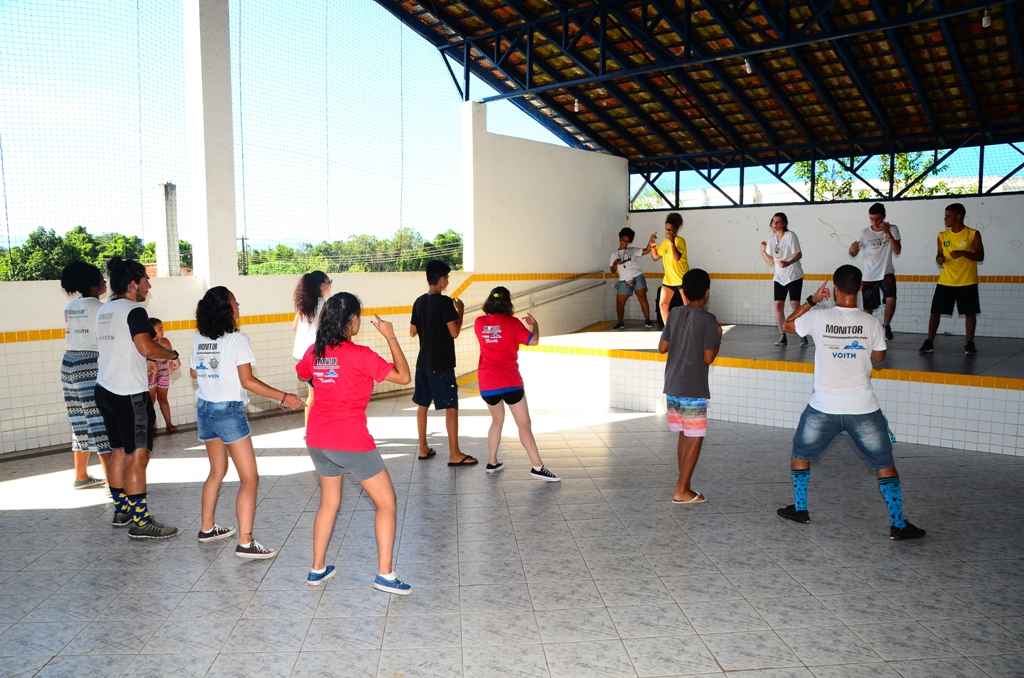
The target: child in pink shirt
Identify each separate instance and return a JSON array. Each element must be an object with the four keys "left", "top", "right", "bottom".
[{"left": 296, "top": 292, "right": 413, "bottom": 592}]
